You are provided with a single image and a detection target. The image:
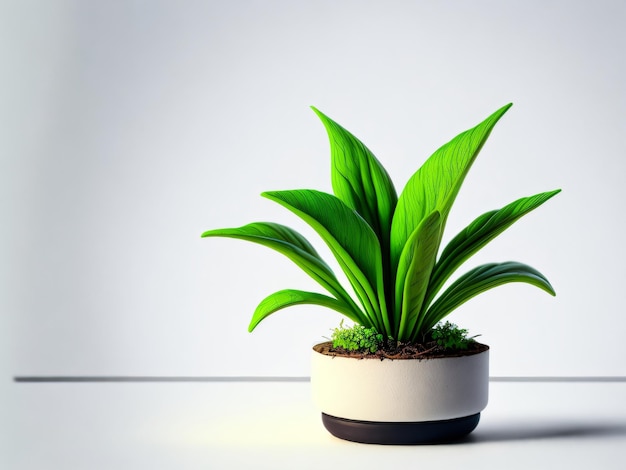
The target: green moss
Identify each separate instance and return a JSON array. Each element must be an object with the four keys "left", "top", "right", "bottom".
[
  {"left": 430, "top": 321, "right": 477, "bottom": 350},
  {"left": 331, "top": 321, "right": 383, "bottom": 353}
]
